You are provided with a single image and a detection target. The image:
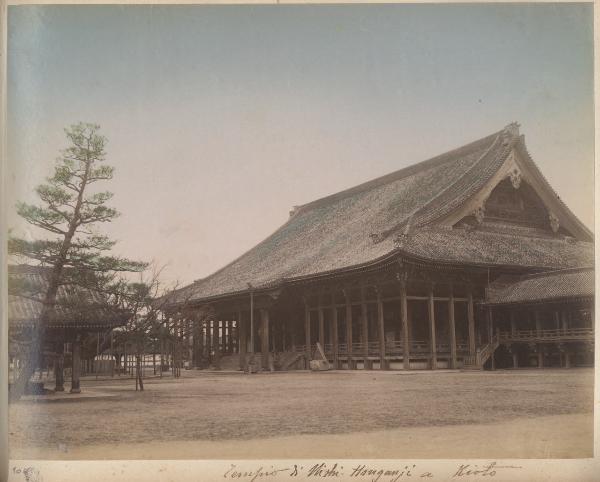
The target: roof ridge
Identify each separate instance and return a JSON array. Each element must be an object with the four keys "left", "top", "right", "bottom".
[
  {"left": 186, "top": 128, "right": 505, "bottom": 290},
  {"left": 404, "top": 131, "right": 505, "bottom": 229},
  {"left": 411, "top": 130, "right": 519, "bottom": 228},
  {"left": 291, "top": 128, "right": 504, "bottom": 218}
]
